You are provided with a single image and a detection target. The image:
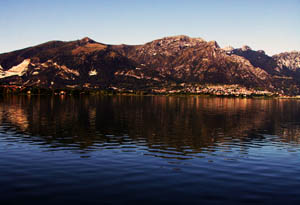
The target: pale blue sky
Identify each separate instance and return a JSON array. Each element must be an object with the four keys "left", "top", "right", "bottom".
[{"left": 0, "top": 0, "right": 299, "bottom": 55}]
